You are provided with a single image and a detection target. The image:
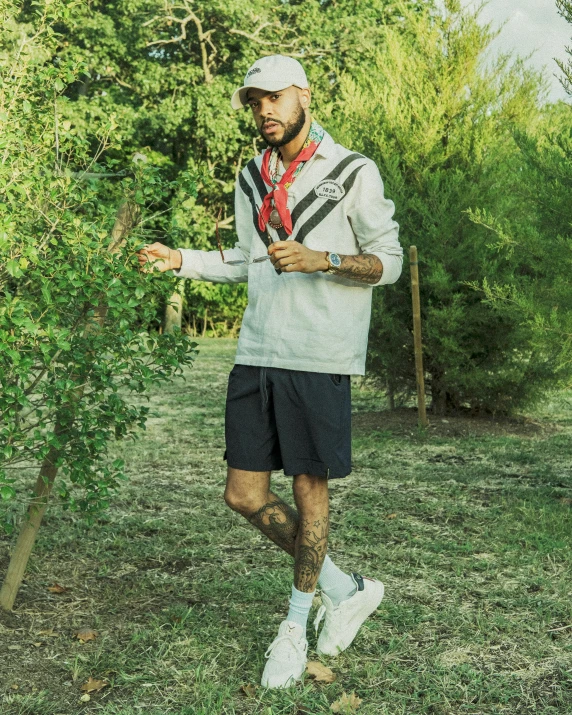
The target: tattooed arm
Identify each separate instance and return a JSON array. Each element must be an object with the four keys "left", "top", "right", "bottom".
[
  {"left": 268, "top": 242, "right": 383, "bottom": 285},
  {"left": 333, "top": 254, "right": 383, "bottom": 285}
]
